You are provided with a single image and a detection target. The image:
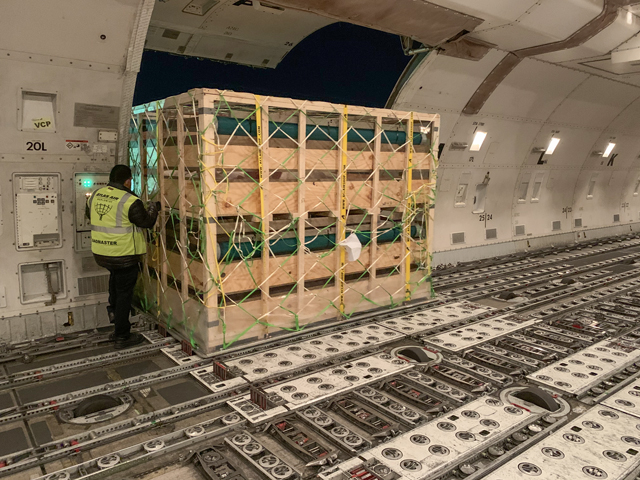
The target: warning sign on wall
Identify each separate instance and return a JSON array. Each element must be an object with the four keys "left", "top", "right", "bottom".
[{"left": 65, "top": 140, "right": 89, "bottom": 151}]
